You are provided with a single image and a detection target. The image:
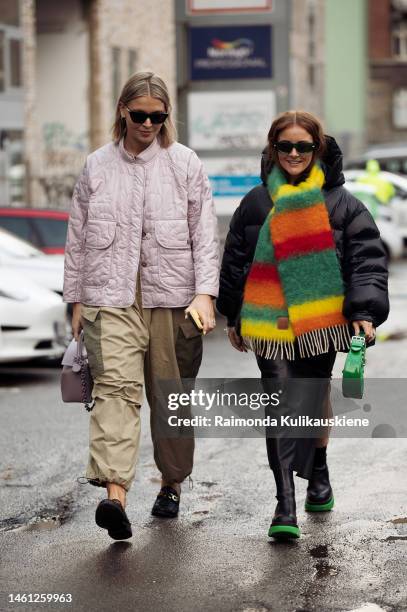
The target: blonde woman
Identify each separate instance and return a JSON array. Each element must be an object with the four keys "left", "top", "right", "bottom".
[{"left": 64, "top": 71, "right": 219, "bottom": 539}]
